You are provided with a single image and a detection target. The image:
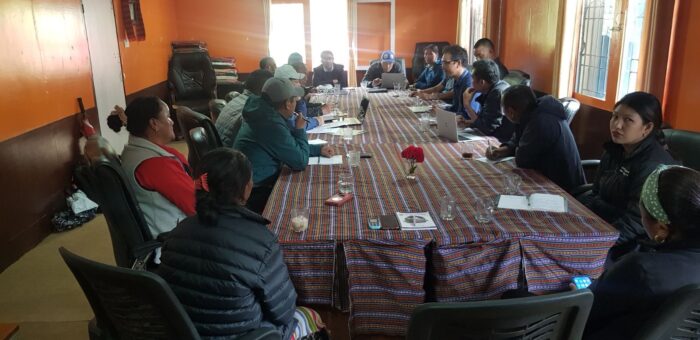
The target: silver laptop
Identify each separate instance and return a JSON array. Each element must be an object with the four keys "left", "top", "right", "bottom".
[
  {"left": 381, "top": 73, "right": 407, "bottom": 89},
  {"left": 435, "top": 108, "right": 484, "bottom": 142}
]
